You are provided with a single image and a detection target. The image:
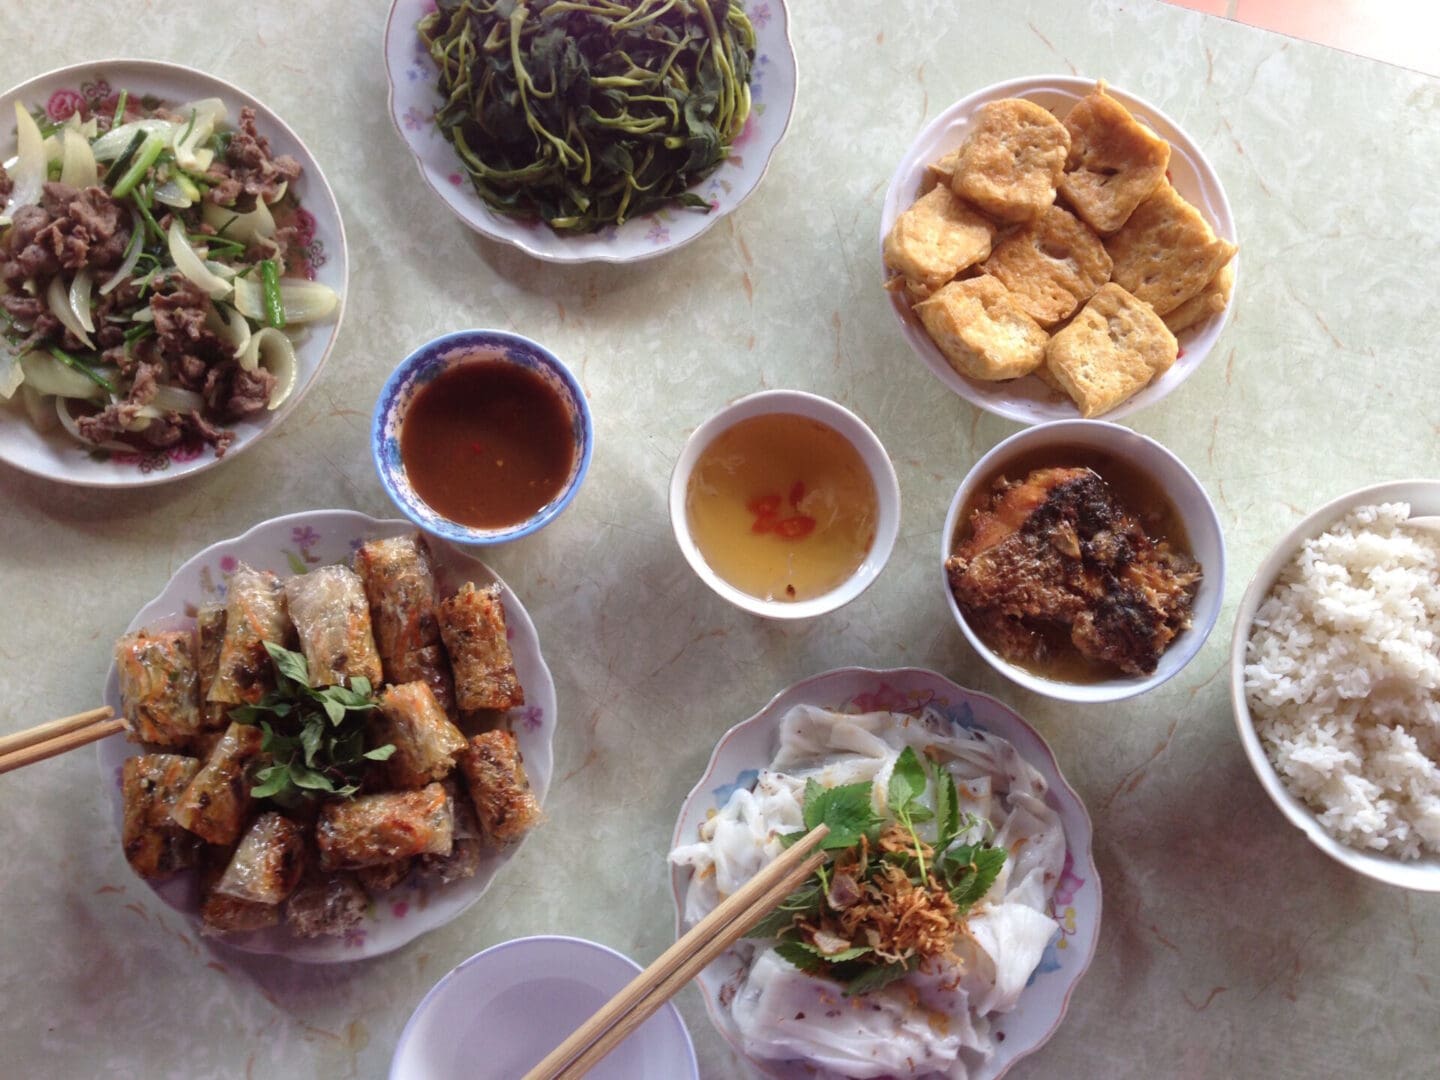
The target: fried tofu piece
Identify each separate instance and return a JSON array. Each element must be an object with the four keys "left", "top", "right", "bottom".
[
  {"left": 1045, "top": 284, "right": 1178, "bottom": 416},
  {"left": 914, "top": 277, "right": 1048, "bottom": 381},
  {"left": 952, "top": 98, "right": 1070, "bottom": 223},
  {"left": 121, "top": 754, "right": 202, "bottom": 880},
  {"left": 458, "top": 730, "right": 541, "bottom": 846},
  {"left": 1058, "top": 85, "right": 1171, "bottom": 234},
  {"left": 115, "top": 629, "right": 202, "bottom": 747},
  {"left": 1106, "top": 182, "right": 1237, "bottom": 315},
  {"left": 170, "top": 722, "right": 266, "bottom": 847},
  {"left": 925, "top": 147, "right": 963, "bottom": 187},
  {"left": 1164, "top": 261, "right": 1235, "bottom": 334},
  {"left": 883, "top": 185, "right": 995, "bottom": 294},
  {"left": 981, "top": 205, "right": 1112, "bottom": 325},
  {"left": 214, "top": 812, "right": 306, "bottom": 905},
  {"left": 438, "top": 582, "right": 524, "bottom": 712},
  {"left": 315, "top": 783, "right": 454, "bottom": 871},
  {"left": 373, "top": 681, "right": 468, "bottom": 789}
]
